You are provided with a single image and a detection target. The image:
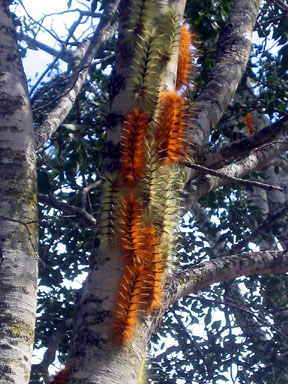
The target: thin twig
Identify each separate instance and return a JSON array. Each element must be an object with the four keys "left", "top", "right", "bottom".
[
  {"left": 38, "top": 193, "right": 97, "bottom": 228},
  {"left": 29, "top": 13, "right": 84, "bottom": 96},
  {"left": 184, "top": 162, "right": 283, "bottom": 192},
  {"left": 191, "top": 294, "right": 288, "bottom": 342}
]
